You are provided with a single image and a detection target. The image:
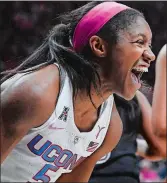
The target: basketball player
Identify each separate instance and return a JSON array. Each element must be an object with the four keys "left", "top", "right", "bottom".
[
  {"left": 90, "top": 46, "right": 166, "bottom": 183},
  {"left": 152, "top": 44, "right": 166, "bottom": 139},
  {"left": 1, "top": 1, "right": 155, "bottom": 182},
  {"left": 90, "top": 91, "right": 166, "bottom": 183}
]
